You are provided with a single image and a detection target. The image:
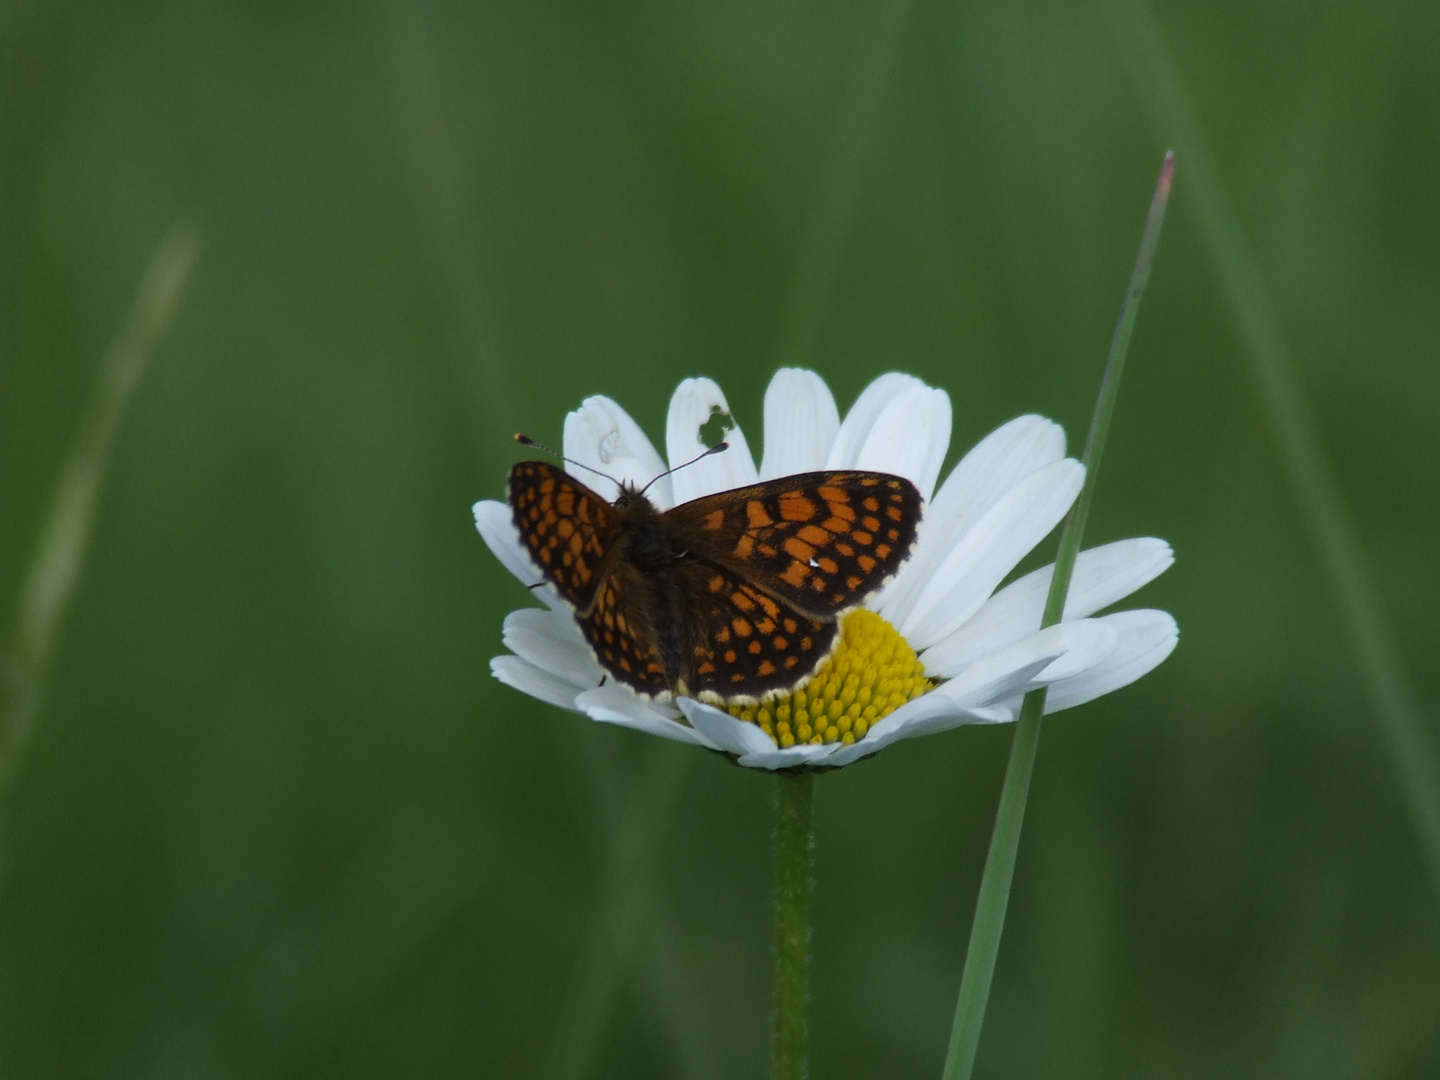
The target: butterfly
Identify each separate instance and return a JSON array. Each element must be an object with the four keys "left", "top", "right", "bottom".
[{"left": 508, "top": 457, "right": 923, "bottom": 703}]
